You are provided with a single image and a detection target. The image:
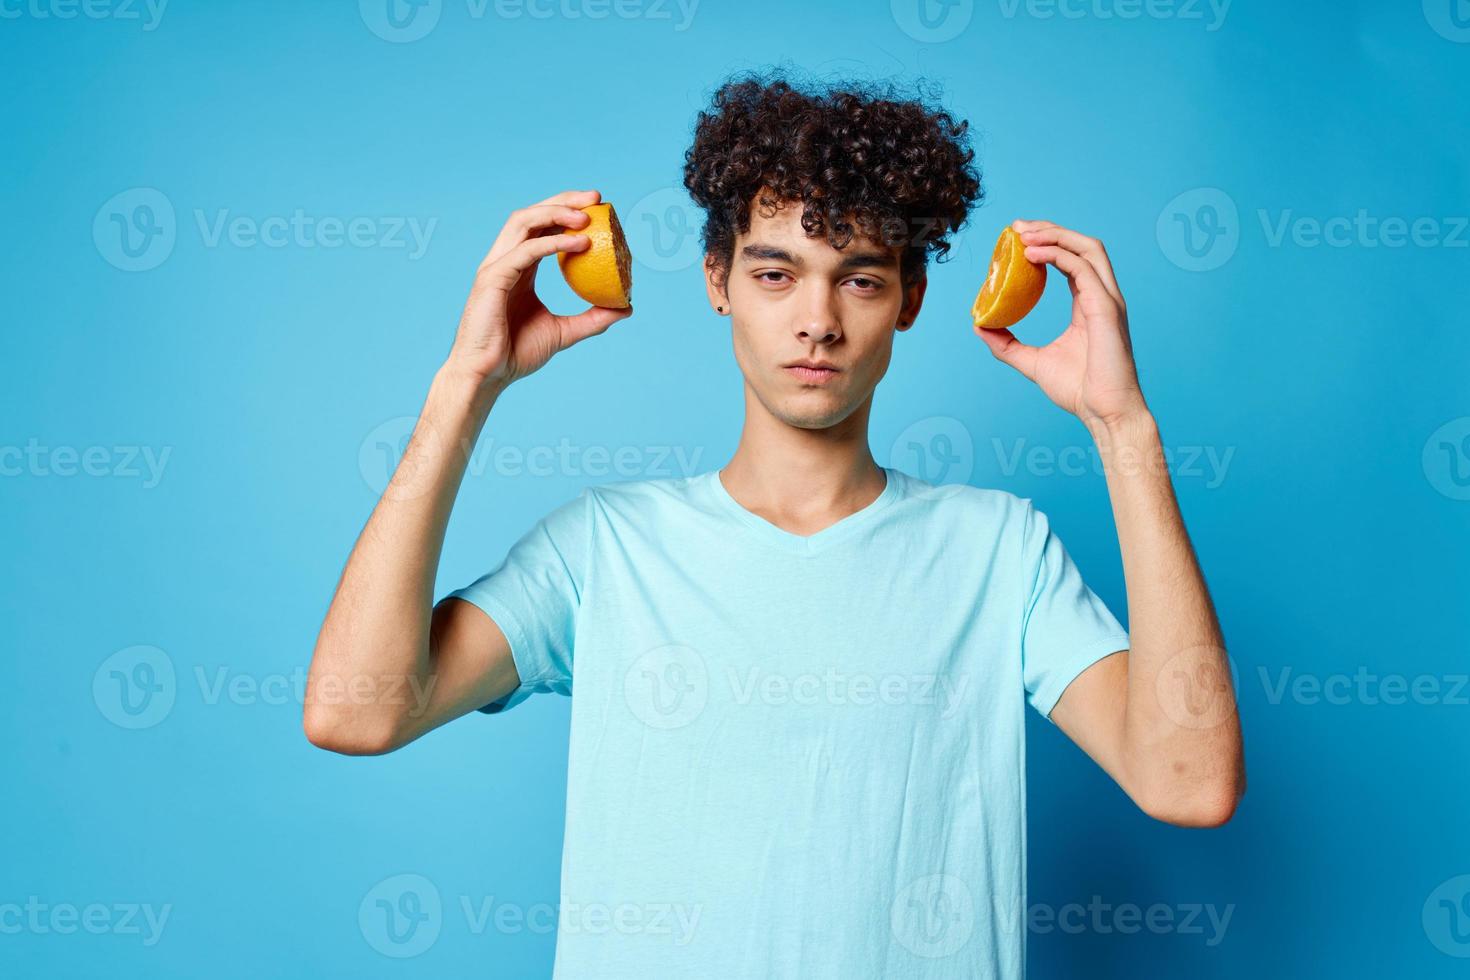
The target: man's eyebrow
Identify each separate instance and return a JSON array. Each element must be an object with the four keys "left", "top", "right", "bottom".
[
  {"left": 740, "top": 243, "right": 799, "bottom": 264},
  {"left": 738, "top": 243, "right": 898, "bottom": 271},
  {"left": 835, "top": 250, "right": 899, "bottom": 272}
]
